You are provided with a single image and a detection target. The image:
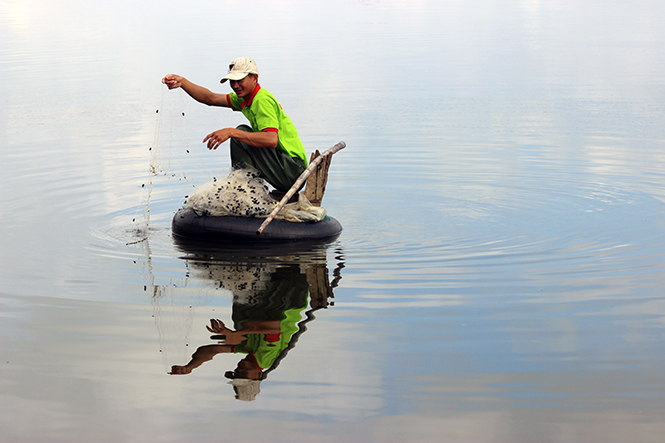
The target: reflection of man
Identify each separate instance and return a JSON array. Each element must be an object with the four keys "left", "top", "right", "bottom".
[{"left": 169, "top": 266, "right": 312, "bottom": 401}]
